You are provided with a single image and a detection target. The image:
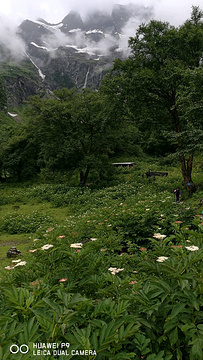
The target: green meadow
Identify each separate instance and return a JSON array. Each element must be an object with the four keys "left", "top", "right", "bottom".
[
  {"left": 0, "top": 157, "right": 202, "bottom": 360},
  {"left": 0, "top": 7, "right": 202, "bottom": 358}
]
